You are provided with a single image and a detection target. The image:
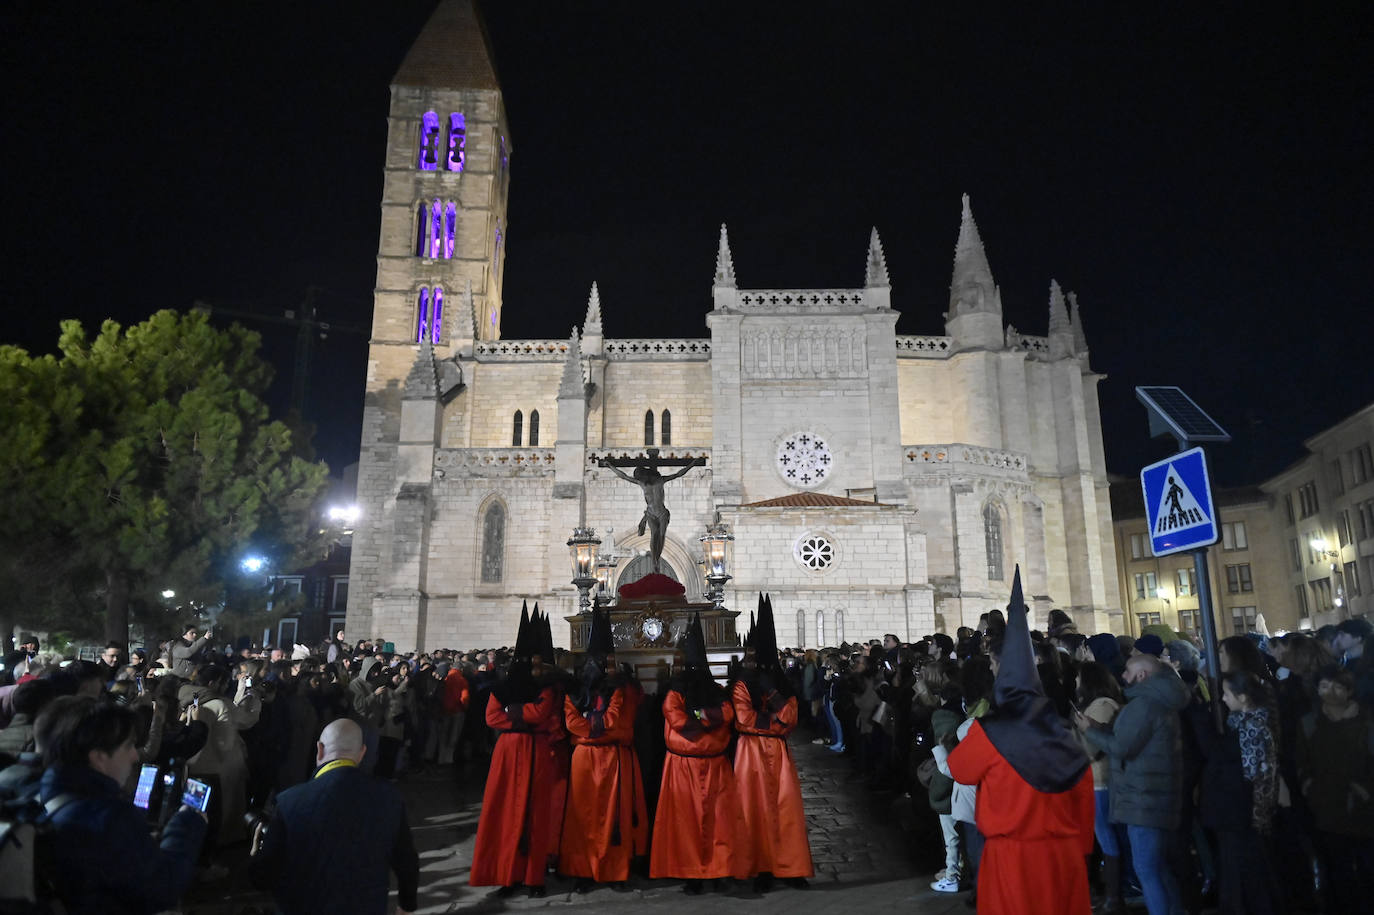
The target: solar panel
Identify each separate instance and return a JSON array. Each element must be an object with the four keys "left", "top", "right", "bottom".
[{"left": 1135, "top": 386, "right": 1231, "bottom": 445}]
